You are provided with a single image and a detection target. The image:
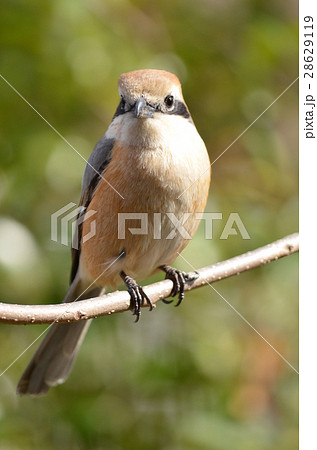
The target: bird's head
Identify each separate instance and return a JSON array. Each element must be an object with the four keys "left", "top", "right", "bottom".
[{"left": 114, "top": 69, "right": 191, "bottom": 120}]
